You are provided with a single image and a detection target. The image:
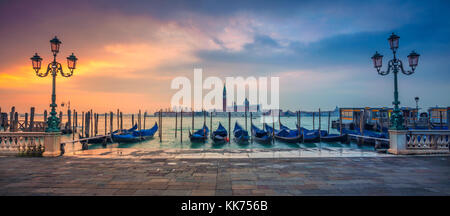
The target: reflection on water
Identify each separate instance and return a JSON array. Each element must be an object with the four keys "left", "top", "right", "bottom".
[{"left": 60, "top": 116, "right": 375, "bottom": 151}]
